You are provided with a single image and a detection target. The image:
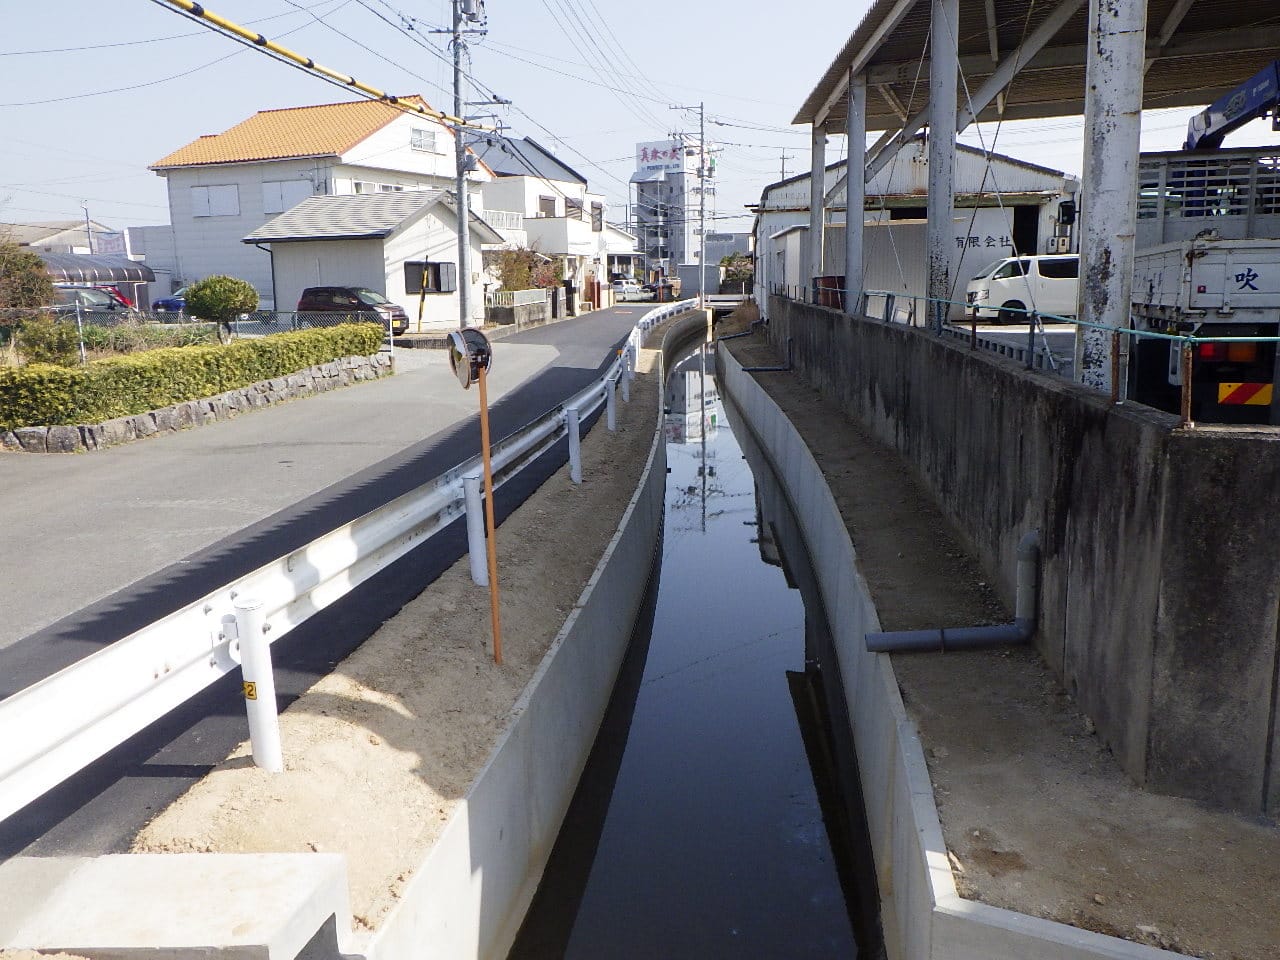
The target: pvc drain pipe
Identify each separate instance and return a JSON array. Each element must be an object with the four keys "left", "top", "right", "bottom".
[
  {"left": 866, "top": 531, "right": 1040, "bottom": 653},
  {"left": 716, "top": 317, "right": 768, "bottom": 342}
]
